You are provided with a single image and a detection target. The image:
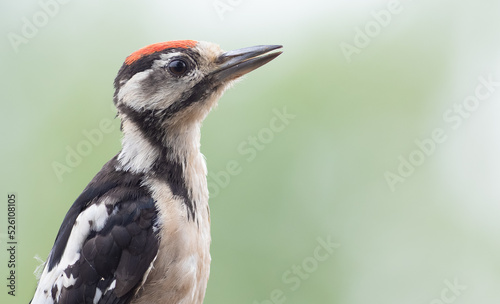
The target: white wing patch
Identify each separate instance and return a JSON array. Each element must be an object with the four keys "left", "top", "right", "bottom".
[
  {"left": 93, "top": 288, "right": 102, "bottom": 304},
  {"left": 31, "top": 203, "right": 110, "bottom": 304},
  {"left": 107, "top": 279, "right": 116, "bottom": 292}
]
